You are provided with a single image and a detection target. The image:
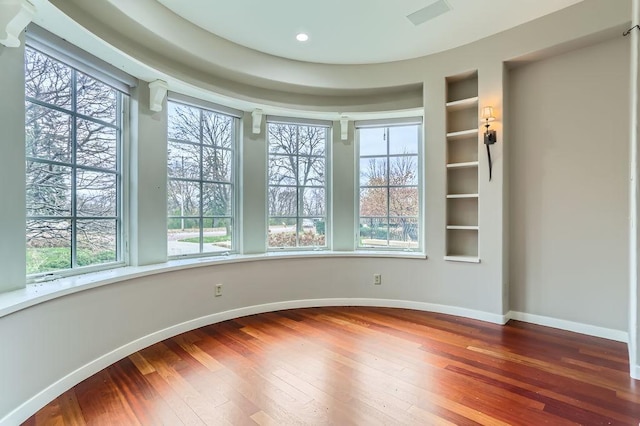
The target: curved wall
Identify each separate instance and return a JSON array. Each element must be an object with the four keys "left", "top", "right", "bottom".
[
  {"left": 0, "top": 0, "right": 633, "bottom": 424},
  {"left": 0, "top": 257, "right": 507, "bottom": 424}
]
